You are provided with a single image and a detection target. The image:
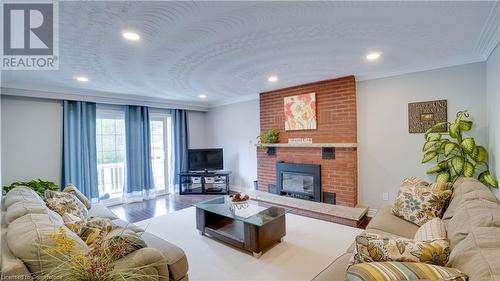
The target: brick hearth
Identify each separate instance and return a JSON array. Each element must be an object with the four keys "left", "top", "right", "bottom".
[{"left": 257, "top": 76, "right": 358, "bottom": 207}]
